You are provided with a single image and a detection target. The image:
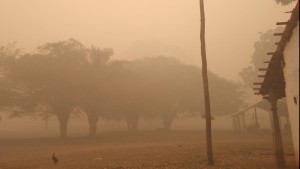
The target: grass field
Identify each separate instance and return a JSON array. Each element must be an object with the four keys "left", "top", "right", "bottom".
[{"left": 0, "top": 131, "right": 297, "bottom": 169}]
